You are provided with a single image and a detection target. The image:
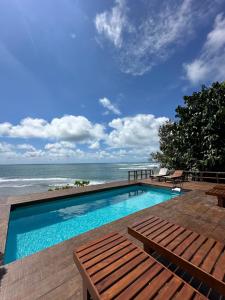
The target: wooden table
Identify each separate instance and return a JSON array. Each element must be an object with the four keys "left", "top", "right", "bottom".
[{"left": 206, "top": 188, "right": 225, "bottom": 207}]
